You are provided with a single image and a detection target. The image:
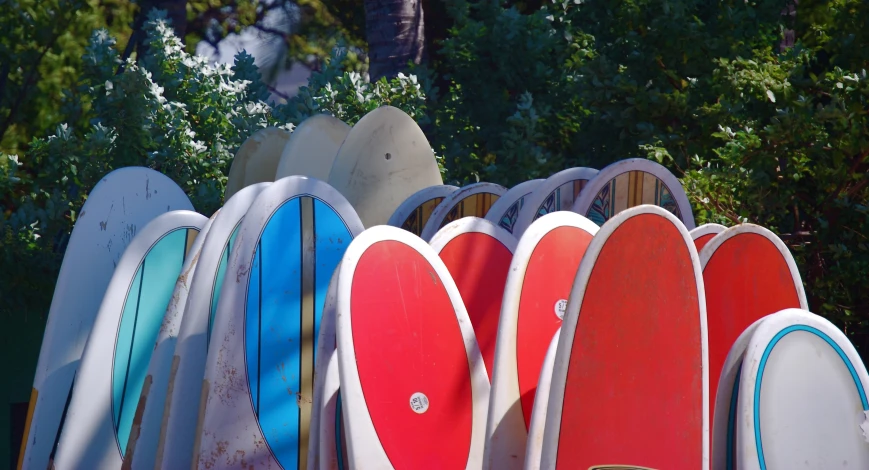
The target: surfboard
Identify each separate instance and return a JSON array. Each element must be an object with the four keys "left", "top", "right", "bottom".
[
  {"left": 157, "top": 183, "right": 270, "bottom": 470},
  {"left": 51, "top": 210, "right": 207, "bottom": 468},
  {"left": 122, "top": 212, "right": 216, "bottom": 470},
  {"left": 512, "top": 167, "right": 599, "bottom": 237},
  {"left": 387, "top": 185, "right": 460, "bottom": 236},
  {"left": 711, "top": 316, "right": 767, "bottom": 470},
  {"left": 484, "top": 179, "right": 544, "bottom": 234},
  {"left": 540, "top": 205, "right": 708, "bottom": 469},
  {"left": 700, "top": 224, "right": 808, "bottom": 438},
  {"left": 310, "top": 269, "right": 344, "bottom": 470},
  {"left": 225, "top": 127, "right": 290, "bottom": 201},
  {"left": 429, "top": 217, "right": 517, "bottom": 379},
  {"left": 691, "top": 223, "right": 727, "bottom": 252},
  {"left": 194, "top": 176, "right": 364, "bottom": 470},
  {"left": 327, "top": 105, "right": 443, "bottom": 227},
  {"left": 18, "top": 167, "right": 192, "bottom": 470},
  {"left": 484, "top": 211, "right": 598, "bottom": 470},
  {"left": 275, "top": 114, "right": 350, "bottom": 180},
  {"left": 572, "top": 158, "right": 696, "bottom": 229},
  {"left": 736, "top": 308, "right": 869, "bottom": 469},
  {"left": 419, "top": 182, "right": 506, "bottom": 241},
  {"left": 523, "top": 328, "right": 560, "bottom": 470},
  {"left": 335, "top": 225, "right": 489, "bottom": 468}
]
